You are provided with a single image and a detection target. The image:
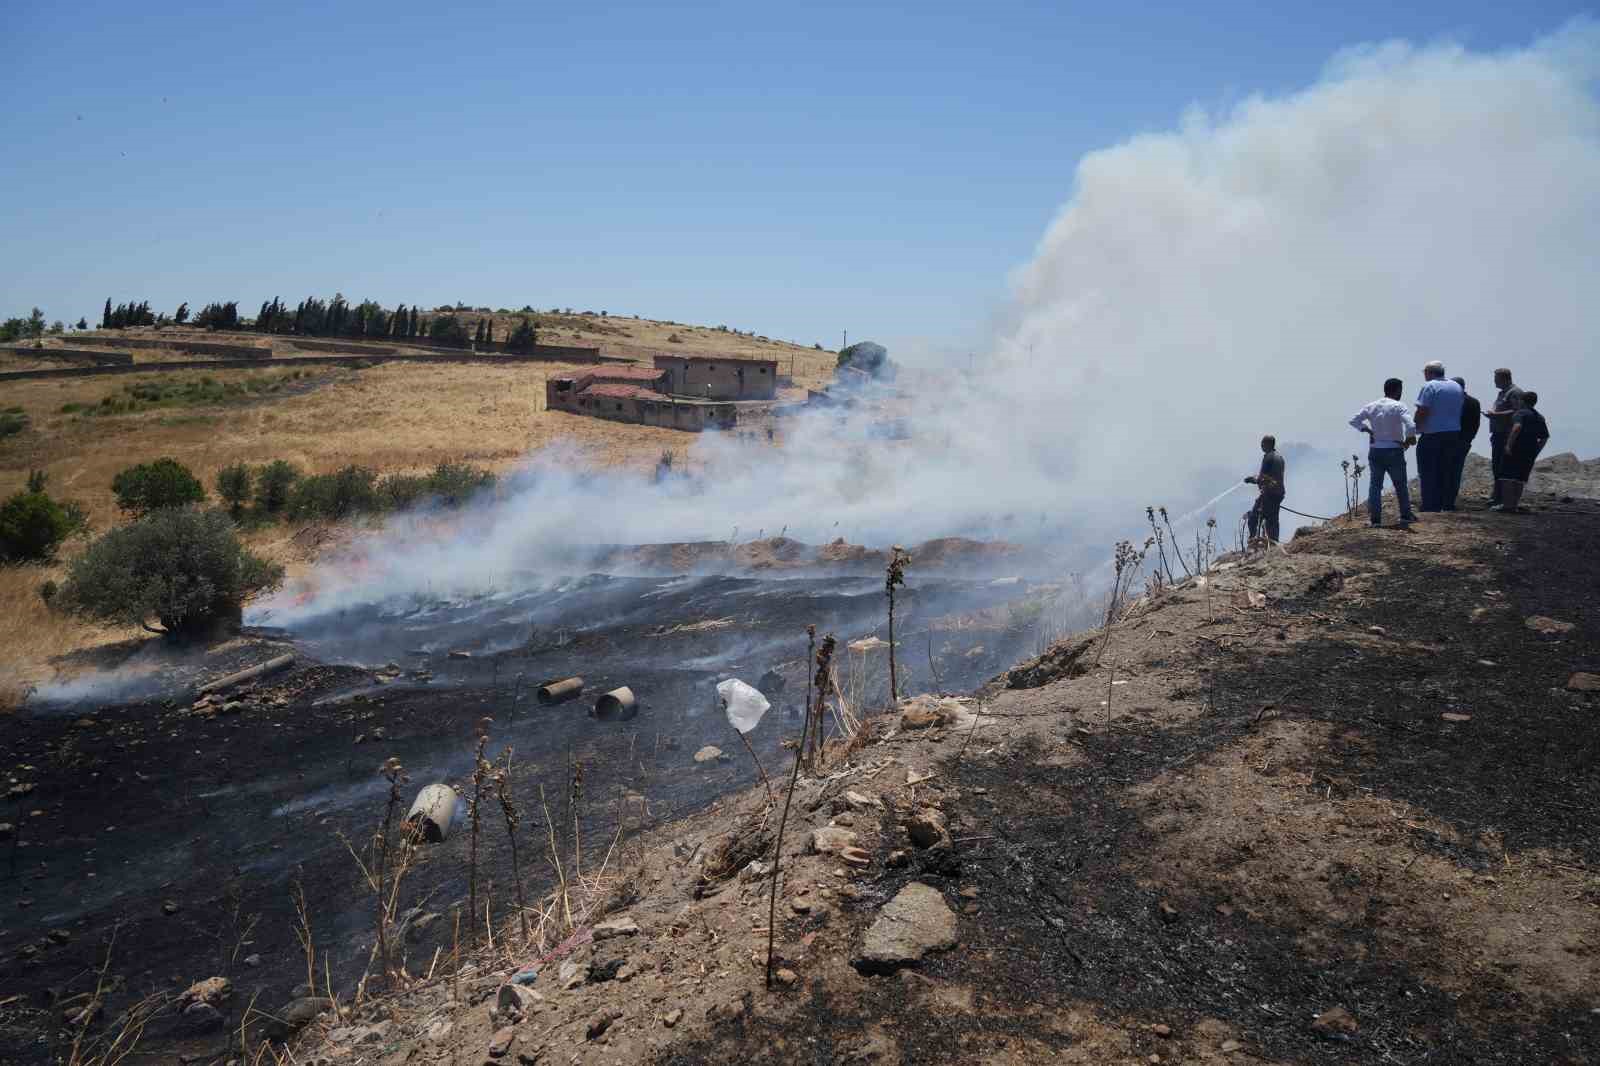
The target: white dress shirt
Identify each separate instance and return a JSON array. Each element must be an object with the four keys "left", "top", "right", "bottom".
[{"left": 1349, "top": 398, "right": 1416, "bottom": 448}]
